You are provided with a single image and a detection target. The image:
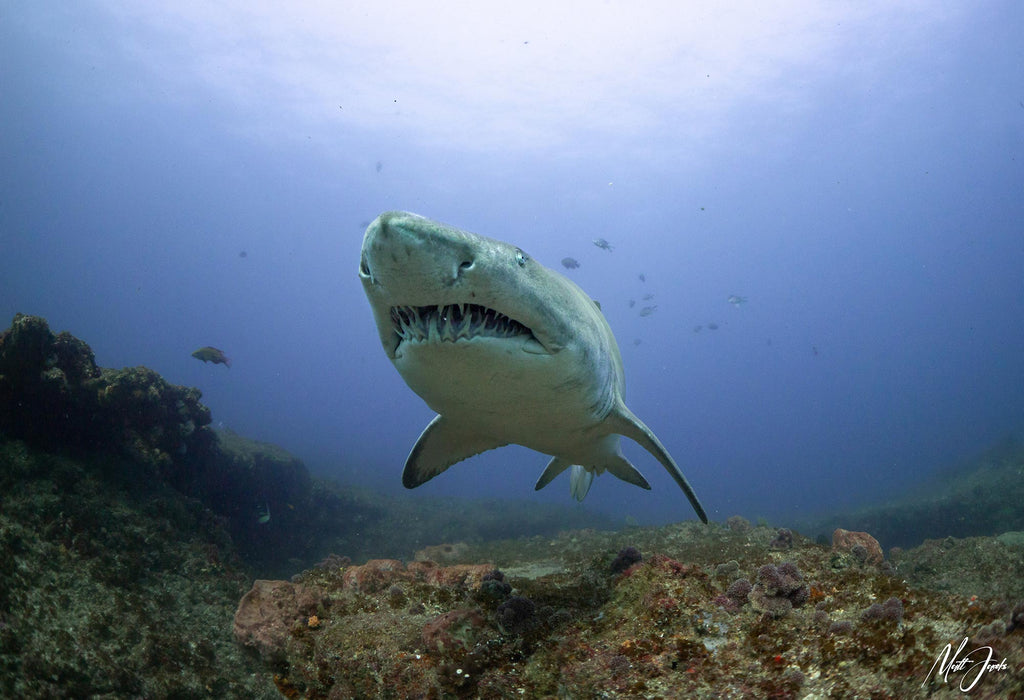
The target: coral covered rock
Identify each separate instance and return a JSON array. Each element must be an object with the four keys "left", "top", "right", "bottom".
[
  {"left": 235, "top": 520, "right": 1024, "bottom": 698},
  {"left": 832, "top": 528, "right": 885, "bottom": 566},
  {"left": 233, "top": 580, "right": 324, "bottom": 664}
]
